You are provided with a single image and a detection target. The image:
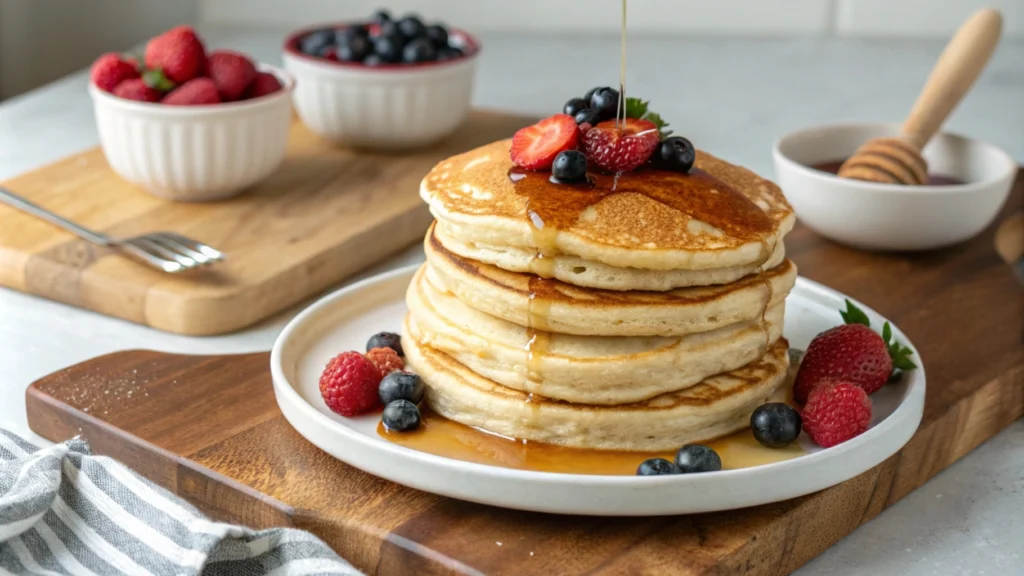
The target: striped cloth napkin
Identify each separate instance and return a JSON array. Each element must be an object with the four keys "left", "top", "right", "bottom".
[{"left": 0, "top": 430, "right": 361, "bottom": 575}]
